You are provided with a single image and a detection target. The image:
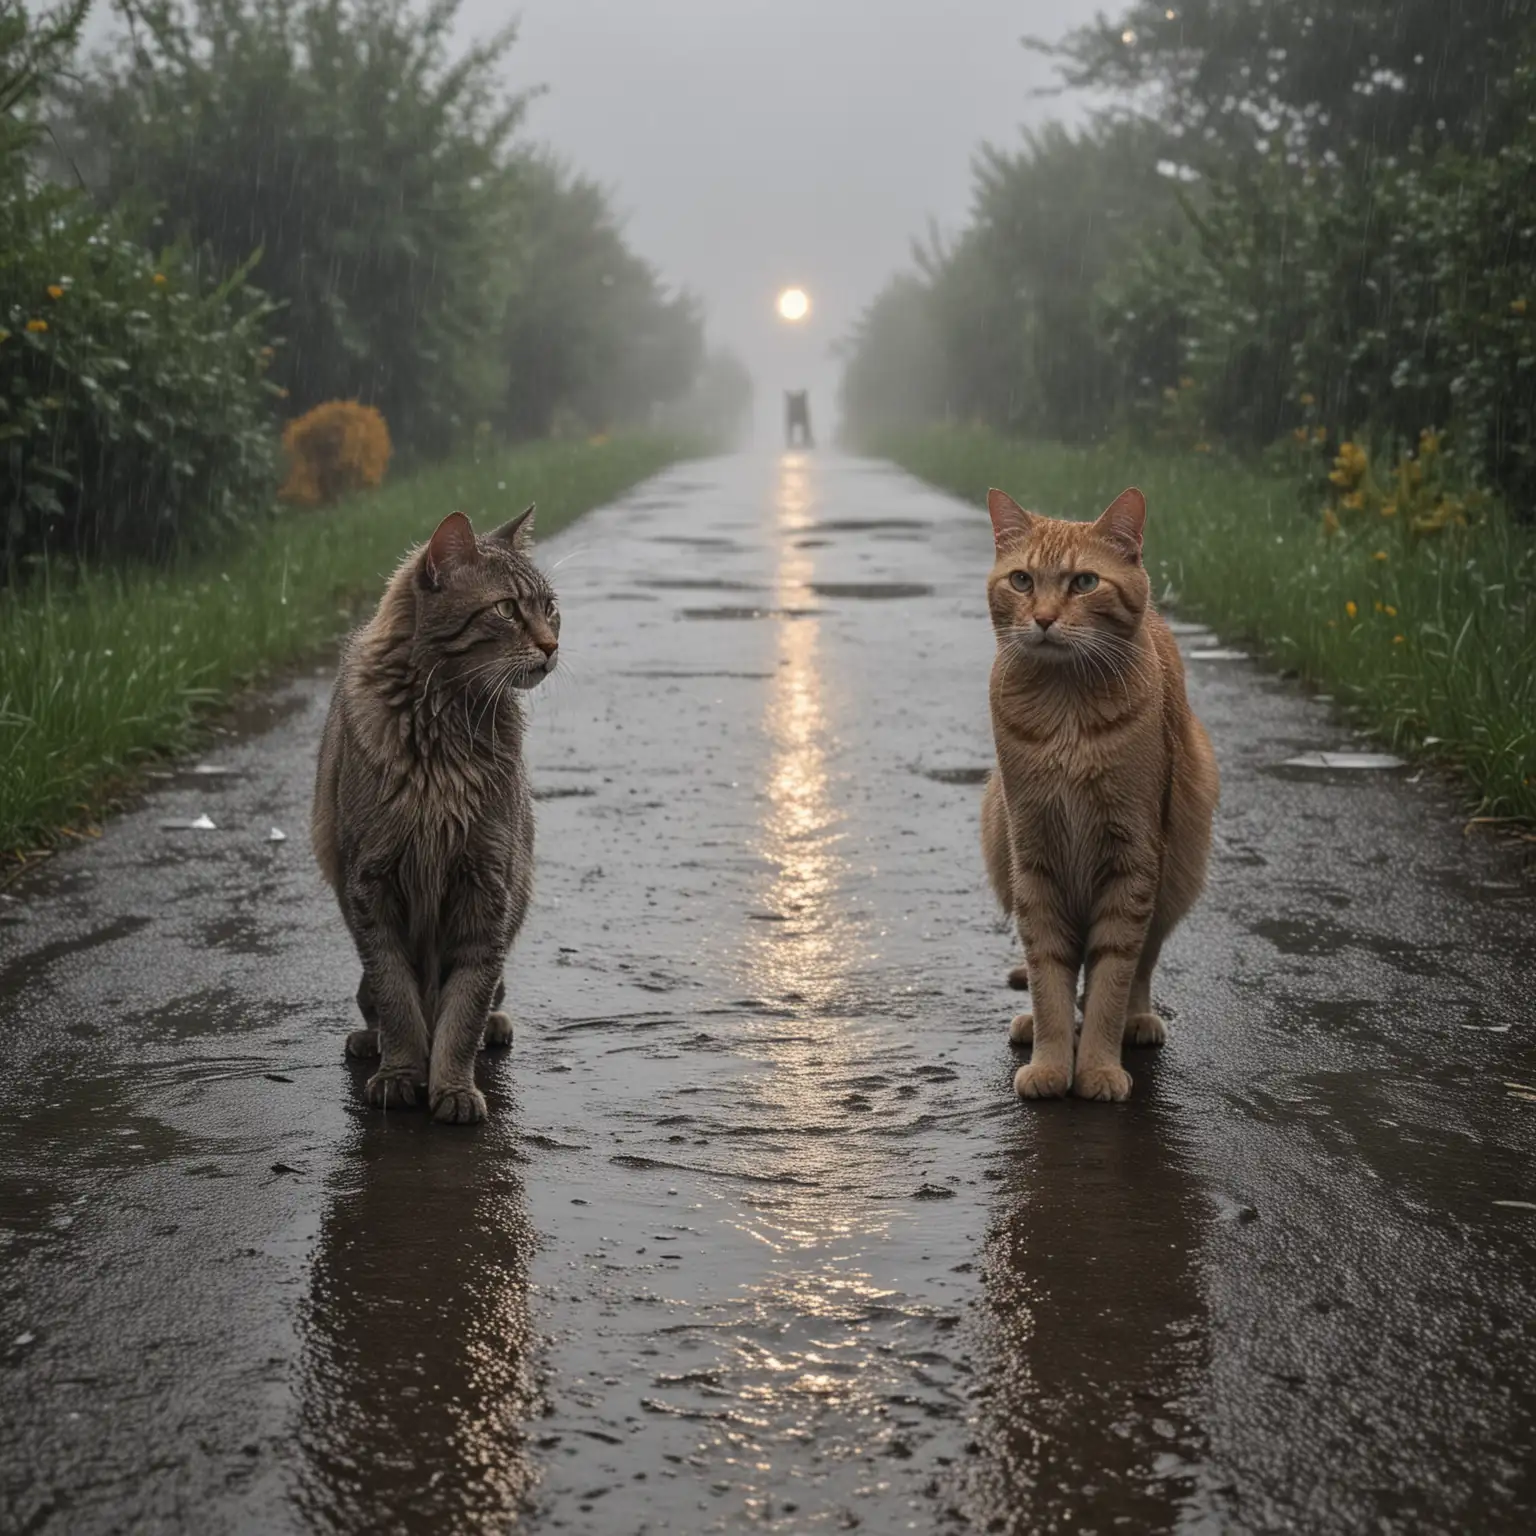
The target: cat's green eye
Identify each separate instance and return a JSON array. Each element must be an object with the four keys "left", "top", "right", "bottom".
[
  {"left": 494, "top": 598, "right": 518, "bottom": 620},
  {"left": 1070, "top": 572, "right": 1100, "bottom": 594},
  {"left": 1009, "top": 570, "right": 1033, "bottom": 593}
]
